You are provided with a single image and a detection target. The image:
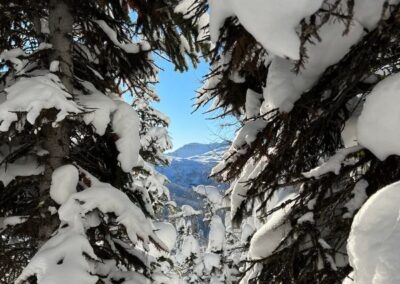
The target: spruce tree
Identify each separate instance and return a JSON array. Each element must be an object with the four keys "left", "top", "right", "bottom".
[
  {"left": 197, "top": 1, "right": 400, "bottom": 283},
  {"left": 0, "top": 0, "right": 207, "bottom": 283},
  {"left": 193, "top": 185, "right": 235, "bottom": 284},
  {"left": 171, "top": 204, "right": 204, "bottom": 284}
]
